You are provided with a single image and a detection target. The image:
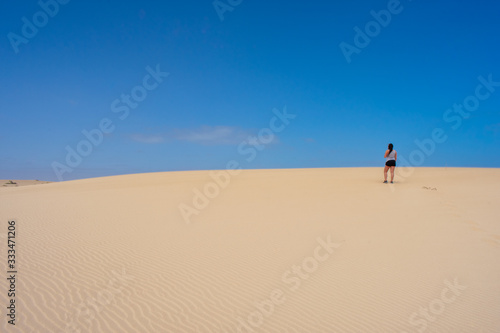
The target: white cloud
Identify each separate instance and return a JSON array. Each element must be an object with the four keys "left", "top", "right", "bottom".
[
  {"left": 130, "top": 125, "right": 280, "bottom": 146},
  {"left": 173, "top": 126, "right": 252, "bottom": 145},
  {"left": 130, "top": 134, "right": 165, "bottom": 144}
]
